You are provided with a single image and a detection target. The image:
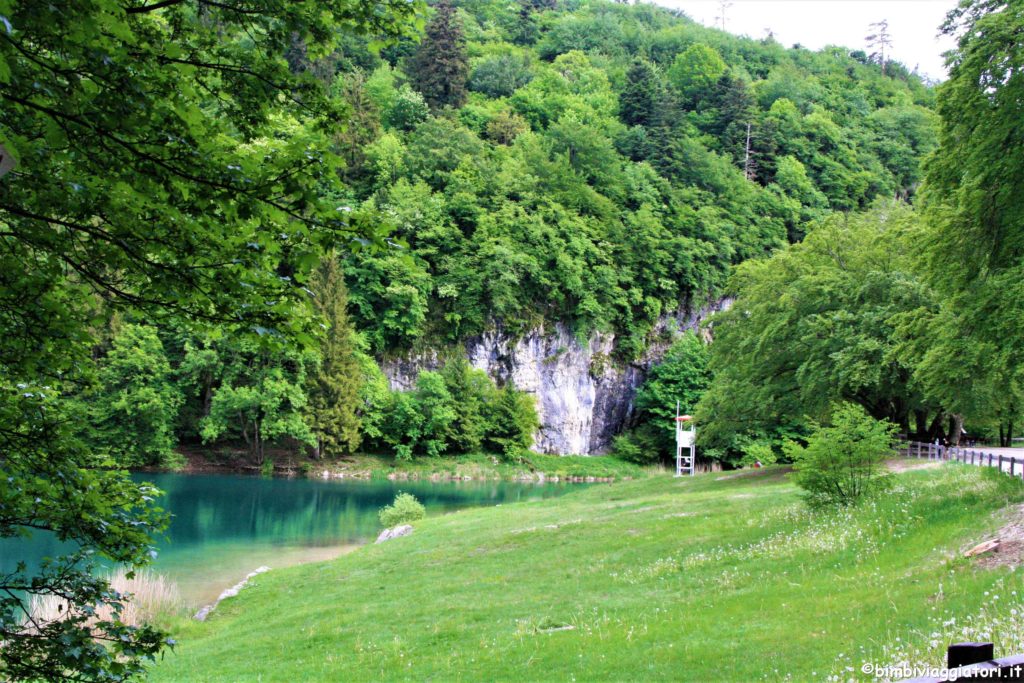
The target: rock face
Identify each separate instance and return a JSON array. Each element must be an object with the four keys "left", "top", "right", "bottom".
[{"left": 381, "top": 299, "right": 729, "bottom": 455}]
